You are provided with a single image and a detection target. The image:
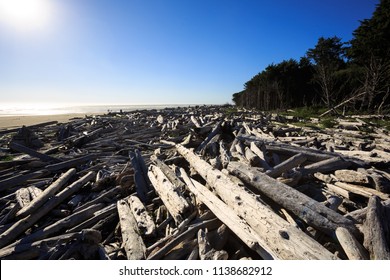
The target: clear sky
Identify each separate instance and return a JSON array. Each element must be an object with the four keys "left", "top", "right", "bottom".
[{"left": 0, "top": 0, "right": 379, "bottom": 106}]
